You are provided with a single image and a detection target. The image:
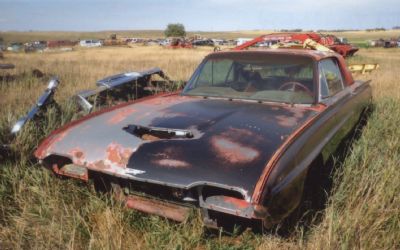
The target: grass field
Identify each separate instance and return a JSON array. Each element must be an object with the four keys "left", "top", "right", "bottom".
[{"left": 0, "top": 43, "right": 399, "bottom": 249}]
